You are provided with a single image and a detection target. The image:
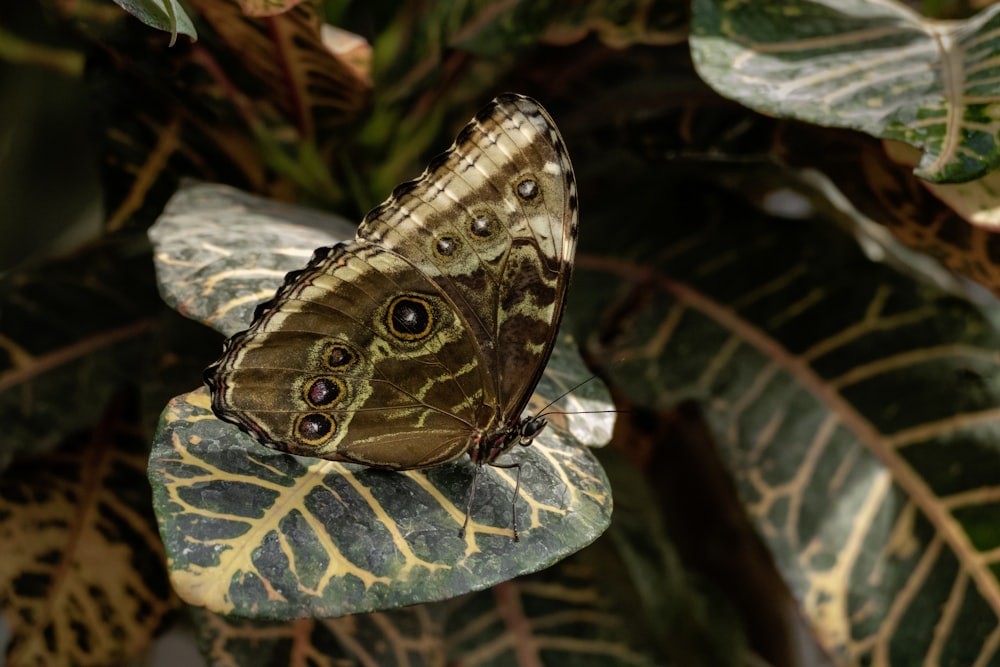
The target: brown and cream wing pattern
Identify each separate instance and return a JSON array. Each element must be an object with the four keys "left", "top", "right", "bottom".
[
  {"left": 357, "top": 94, "right": 579, "bottom": 423},
  {"left": 205, "top": 240, "right": 487, "bottom": 468},
  {"left": 204, "top": 94, "right": 577, "bottom": 469}
]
